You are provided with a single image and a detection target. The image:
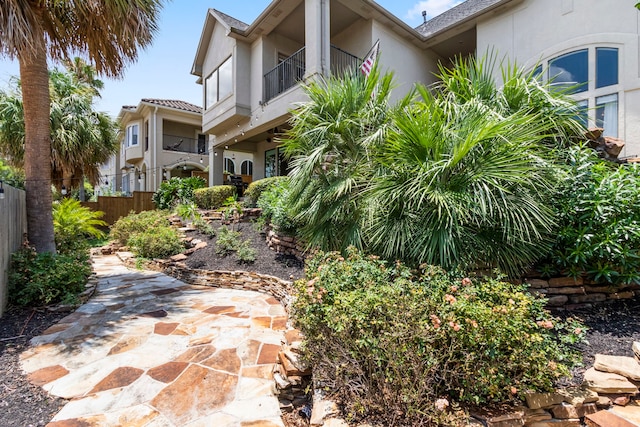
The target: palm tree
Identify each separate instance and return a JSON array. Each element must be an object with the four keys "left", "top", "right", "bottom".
[
  {"left": 62, "top": 57, "right": 105, "bottom": 97},
  {"left": 368, "top": 55, "right": 584, "bottom": 276},
  {"left": 0, "top": 0, "right": 163, "bottom": 253},
  {"left": 0, "top": 68, "right": 119, "bottom": 197},
  {"left": 282, "top": 64, "right": 398, "bottom": 251}
]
